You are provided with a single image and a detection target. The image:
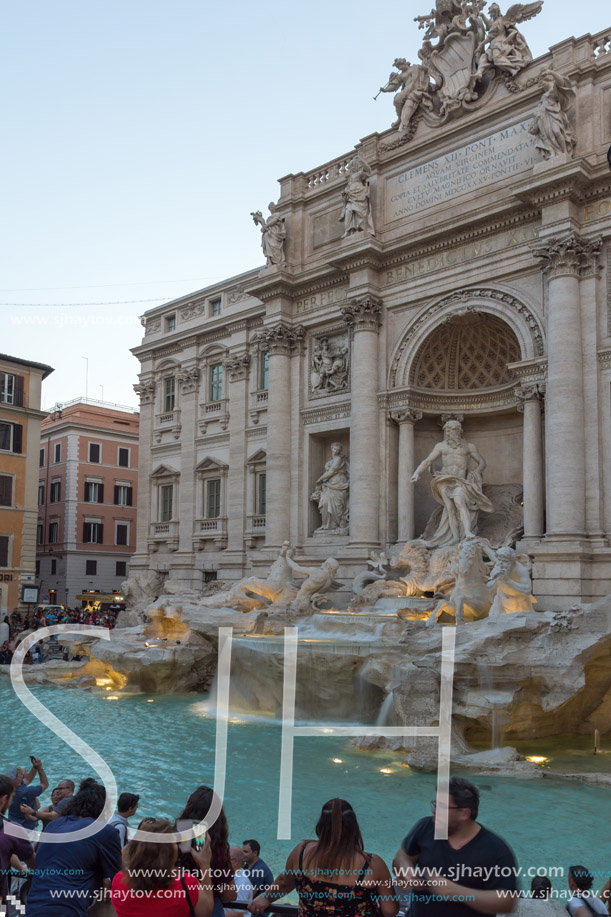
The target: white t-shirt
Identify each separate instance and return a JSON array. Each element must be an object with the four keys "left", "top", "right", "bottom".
[
  {"left": 234, "top": 869, "right": 254, "bottom": 904},
  {"left": 566, "top": 893, "right": 608, "bottom": 916},
  {"left": 224, "top": 869, "right": 254, "bottom": 917}
]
